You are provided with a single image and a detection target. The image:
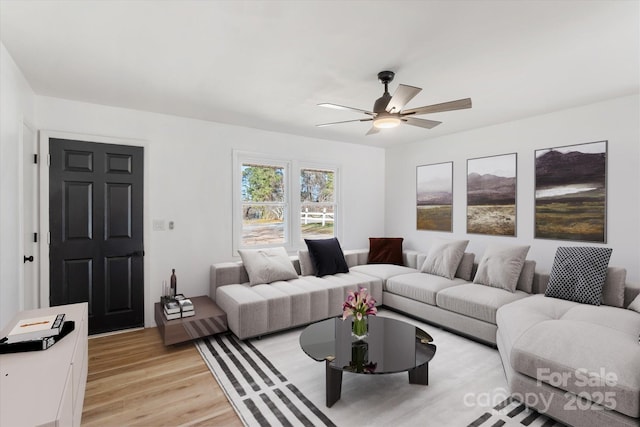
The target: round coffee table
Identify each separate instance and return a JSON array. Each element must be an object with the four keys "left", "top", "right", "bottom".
[{"left": 299, "top": 315, "right": 436, "bottom": 407}]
